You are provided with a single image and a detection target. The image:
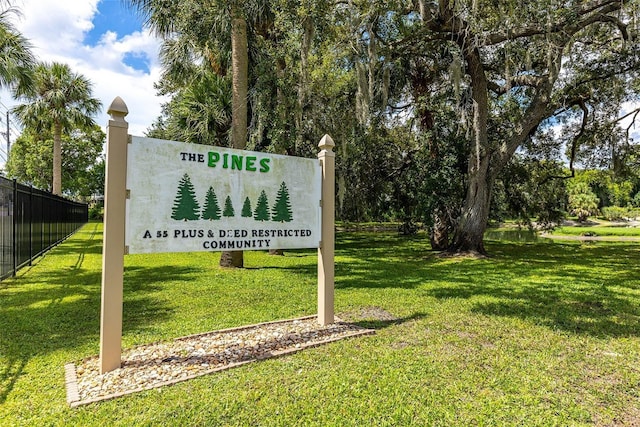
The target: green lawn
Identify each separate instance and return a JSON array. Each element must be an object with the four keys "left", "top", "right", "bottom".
[
  {"left": 551, "top": 225, "right": 640, "bottom": 237},
  {"left": 1, "top": 222, "right": 639, "bottom": 426}
]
